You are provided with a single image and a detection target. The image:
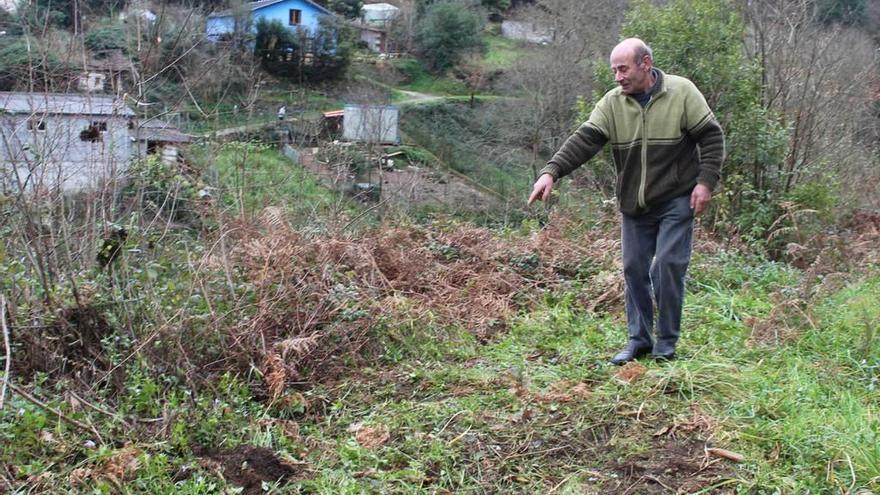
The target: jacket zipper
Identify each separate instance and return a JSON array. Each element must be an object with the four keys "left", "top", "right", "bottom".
[
  {"left": 638, "top": 103, "right": 649, "bottom": 209},
  {"left": 637, "top": 92, "right": 661, "bottom": 209}
]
